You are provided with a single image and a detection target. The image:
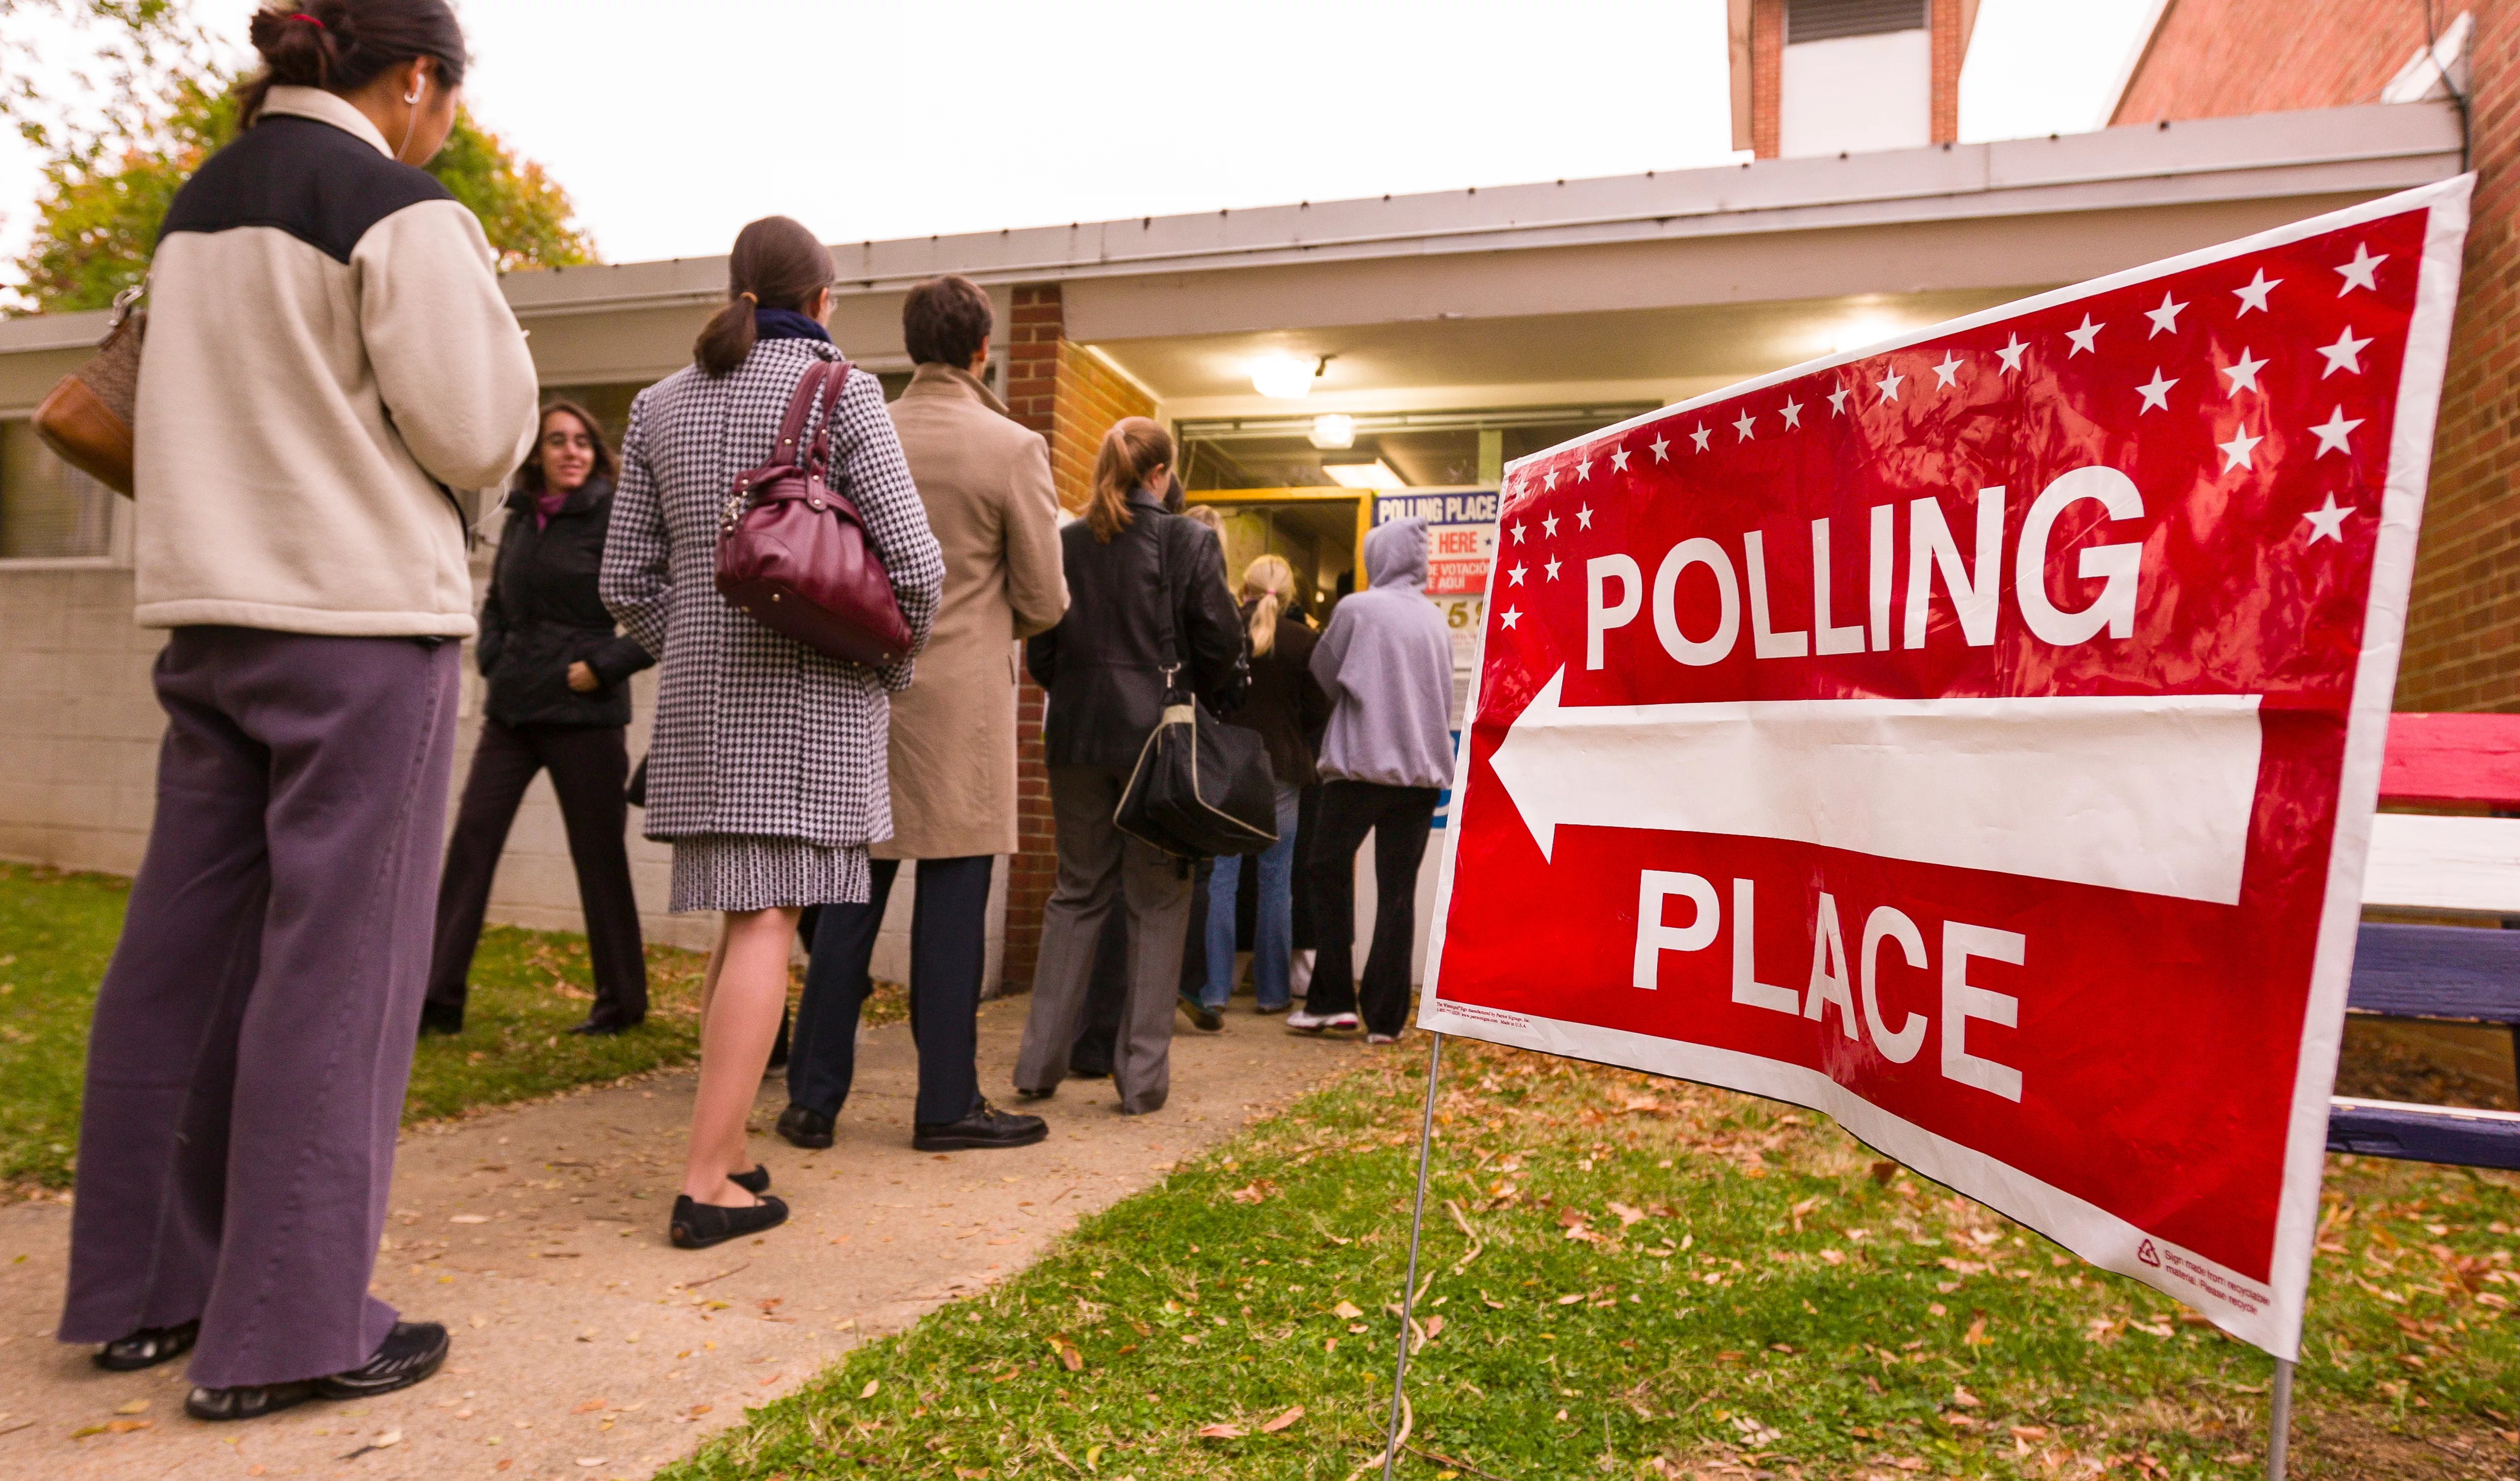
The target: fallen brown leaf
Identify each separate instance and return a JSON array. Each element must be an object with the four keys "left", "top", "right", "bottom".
[
  {"left": 1195, "top": 1423, "right": 1247, "bottom": 1439},
  {"left": 1332, "top": 1300, "right": 1363, "bottom": 1319},
  {"left": 1259, "top": 1405, "right": 1304, "bottom": 1433},
  {"left": 112, "top": 1399, "right": 149, "bottom": 1415},
  {"left": 571, "top": 1399, "right": 607, "bottom": 1414},
  {"left": 1952, "top": 1385, "right": 1981, "bottom": 1407}
]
